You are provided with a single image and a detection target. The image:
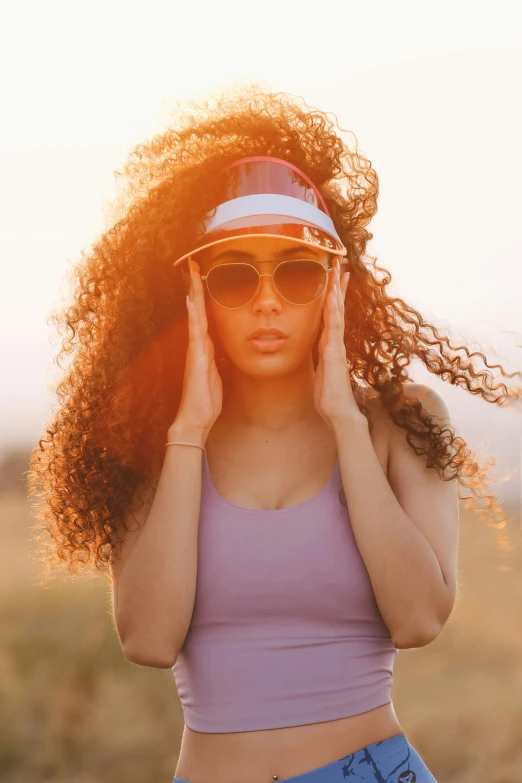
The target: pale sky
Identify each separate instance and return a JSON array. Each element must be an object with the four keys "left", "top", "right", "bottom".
[{"left": 1, "top": 0, "right": 521, "bottom": 502}]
